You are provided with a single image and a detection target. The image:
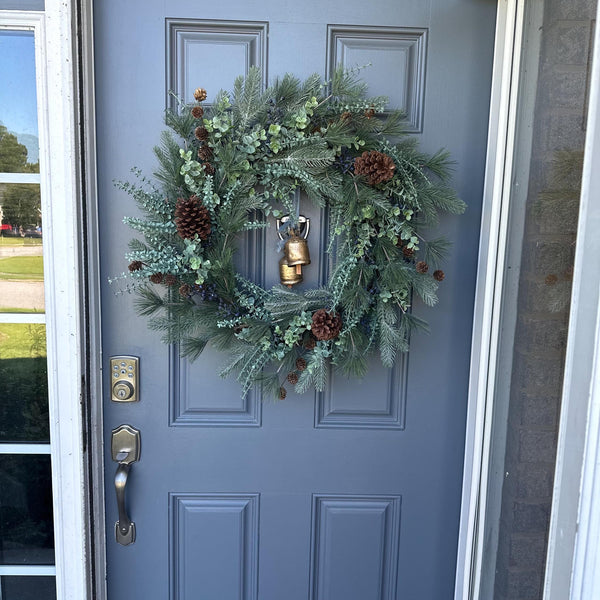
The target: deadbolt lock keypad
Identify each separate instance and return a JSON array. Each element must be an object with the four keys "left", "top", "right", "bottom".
[{"left": 110, "top": 356, "right": 139, "bottom": 402}]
